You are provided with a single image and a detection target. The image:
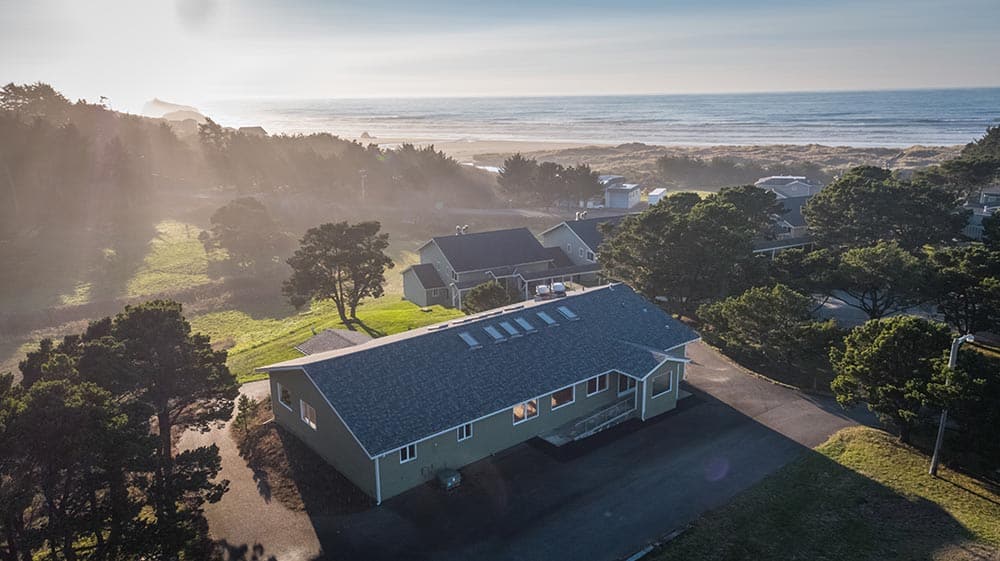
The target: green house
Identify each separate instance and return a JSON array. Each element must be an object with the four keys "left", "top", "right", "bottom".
[{"left": 258, "top": 284, "right": 699, "bottom": 504}]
